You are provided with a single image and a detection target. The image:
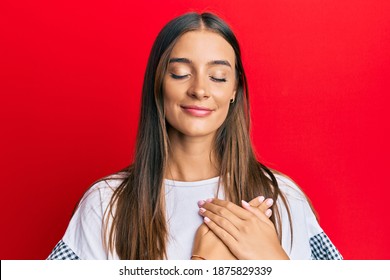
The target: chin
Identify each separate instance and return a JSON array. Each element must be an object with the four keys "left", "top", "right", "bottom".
[
  {"left": 182, "top": 130, "right": 214, "bottom": 137},
  {"left": 177, "top": 127, "right": 217, "bottom": 138}
]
